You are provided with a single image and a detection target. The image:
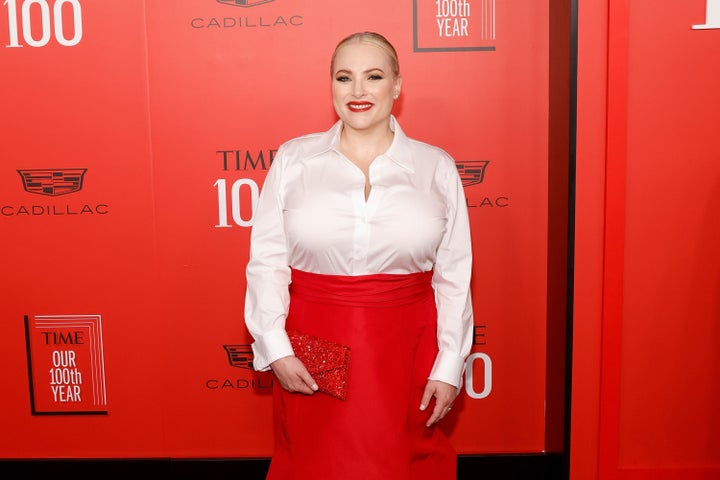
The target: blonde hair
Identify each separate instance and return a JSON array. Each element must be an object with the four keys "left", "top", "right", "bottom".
[{"left": 330, "top": 31, "right": 400, "bottom": 77}]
